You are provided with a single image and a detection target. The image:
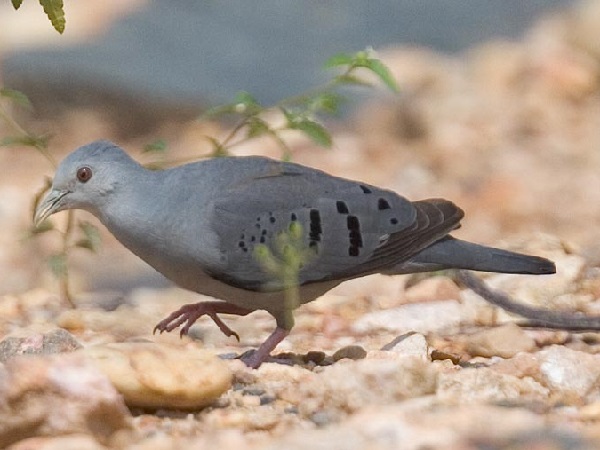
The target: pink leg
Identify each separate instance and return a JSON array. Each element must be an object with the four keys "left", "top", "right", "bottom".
[
  {"left": 153, "top": 301, "right": 251, "bottom": 338},
  {"left": 241, "top": 327, "right": 290, "bottom": 369}
]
